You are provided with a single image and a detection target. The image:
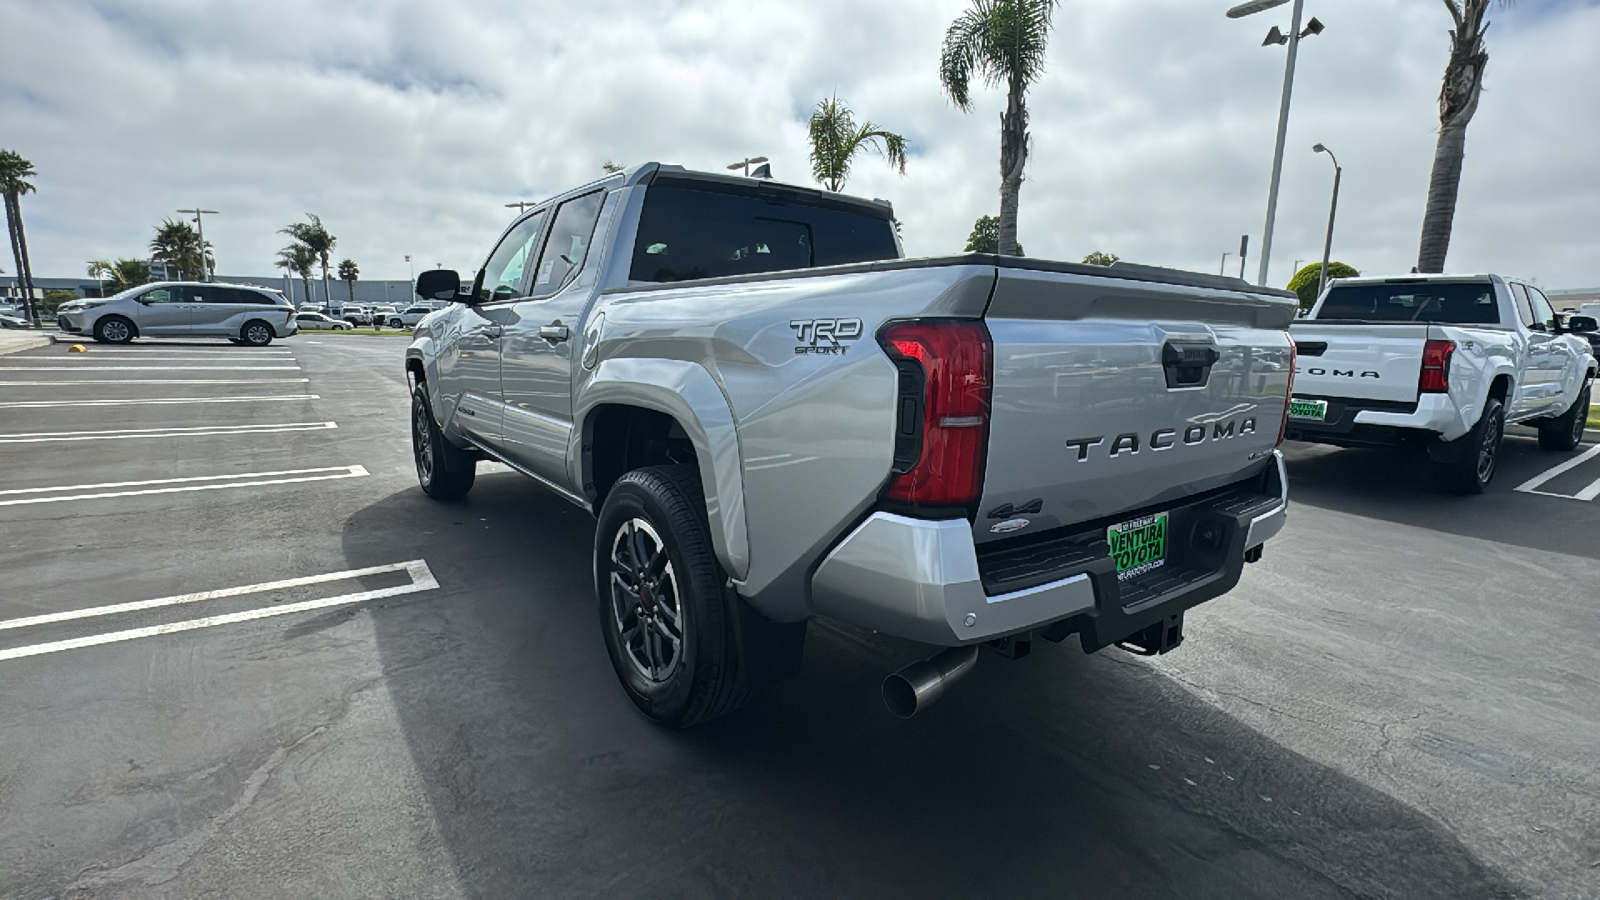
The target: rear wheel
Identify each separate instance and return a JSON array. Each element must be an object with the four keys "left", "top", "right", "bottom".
[
  {"left": 1537, "top": 383, "right": 1590, "bottom": 452},
  {"left": 595, "top": 465, "right": 755, "bottom": 728},
  {"left": 240, "top": 320, "right": 274, "bottom": 347},
  {"left": 94, "top": 316, "right": 134, "bottom": 345},
  {"left": 1432, "top": 397, "right": 1504, "bottom": 493},
  {"left": 410, "top": 386, "right": 475, "bottom": 500}
]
